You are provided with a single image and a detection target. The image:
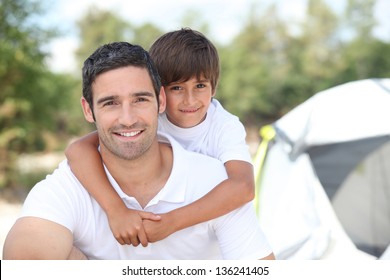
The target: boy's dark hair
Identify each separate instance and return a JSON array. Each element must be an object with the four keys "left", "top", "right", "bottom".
[
  {"left": 149, "top": 28, "right": 220, "bottom": 92},
  {"left": 82, "top": 42, "right": 162, "bottom": 117}
]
